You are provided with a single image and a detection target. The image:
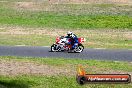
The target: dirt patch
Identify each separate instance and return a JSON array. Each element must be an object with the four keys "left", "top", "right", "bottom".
[
  {"left": 0, "top": 26, "right": 132, "bottom": 36},
  {"left": 0, "top": 26, "right": 67, "bottom": 36},
  {"left": 15, "top": 2, "right": 34, "bottom": 9},
  {"left": 49, "top": 0, "right": 132, "bottom": 4},
  {"left": 0, "top": 26, "right": 132, "bottom": 41},
  {"left": 13, "top": 0, "right": 132, "bottom": 11},
  {"left": 14, "top": 1, "right": 53, "bottom": 11},
  {"left": 14, "top": 2, "right": 41, "bottom": 10},
  {"left": 0, "top": 60, "right": 76, "bottom": 76}
]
